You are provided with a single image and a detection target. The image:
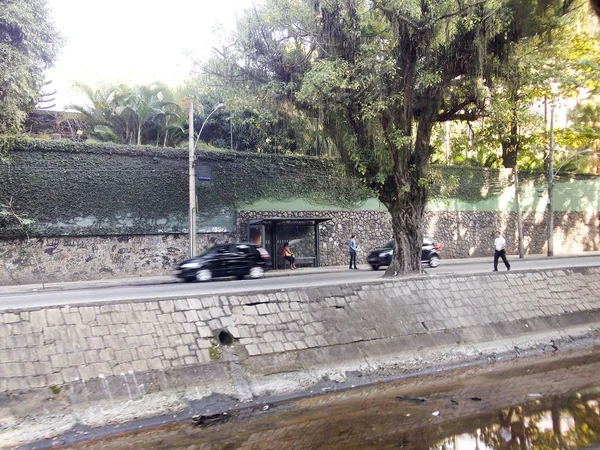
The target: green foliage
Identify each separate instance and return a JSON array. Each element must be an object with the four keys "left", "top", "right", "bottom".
[
  {"left": 199, "top": 0, "right": 592, "bottom": 272},
  {"left": 0, "top": 0, "right": 62, "bottom": 133},
  {"left": 558, "top": 92, "right": 600, "bottom": 169},
  {"left": 191, "top": 0, "right": 326, "bottom": 156},
  {"left": 70, "top": 82, "right": 187, "bottom": 147},
  {"left": 0, "top": 196, "right": 35, "bottom": 236},
  {"left": 188, "top": 72, "right": 321, "bottom": 155},
  {"left": 428, "top": 0, "right": 599, "bottom": 171},
  {"left": 0, "top": 138, "right": 373, "bottom": 236},
  {"left": 49, "top": 386, "right": 61, "bottom": 395},
  {"left": 208, "top": 345, "right": 221, "bottom": 360},
  {"left": 0, "top": 134, "right": 22, "bottom": 163}
]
